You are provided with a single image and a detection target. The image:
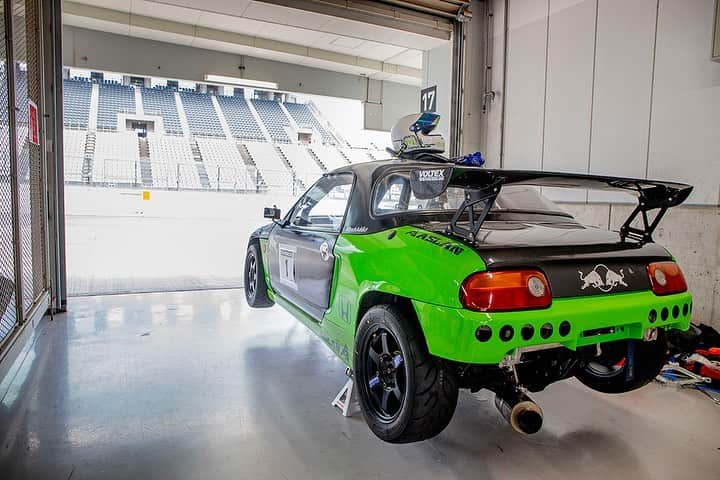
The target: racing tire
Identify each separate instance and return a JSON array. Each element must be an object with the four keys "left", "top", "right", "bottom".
[
  {"left": 244, "top": 242, "right": 274, "bottom": 308},
  {"left": 575, "top": 331, "right": 667, "bottom": 394},
  {"left": 354, "top": 304, "right": 458, "bottom": 443}
]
